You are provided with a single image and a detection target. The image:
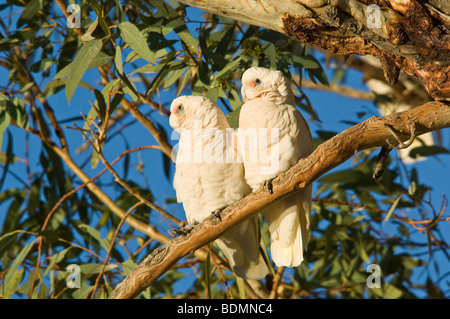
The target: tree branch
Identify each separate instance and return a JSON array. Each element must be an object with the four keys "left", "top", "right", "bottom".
[
  {"left": 175, "top": 0, "right": 450, "bottom": 100},
  {"left": 109, "top": 100, "right": 450, "bottom": 299}
]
